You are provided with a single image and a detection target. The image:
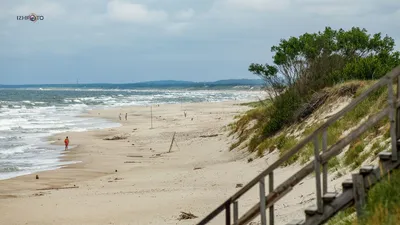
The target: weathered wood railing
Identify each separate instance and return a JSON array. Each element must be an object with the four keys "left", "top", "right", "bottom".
[{"left": 197, "top": 65, "right": 400, "bottom": 225}]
